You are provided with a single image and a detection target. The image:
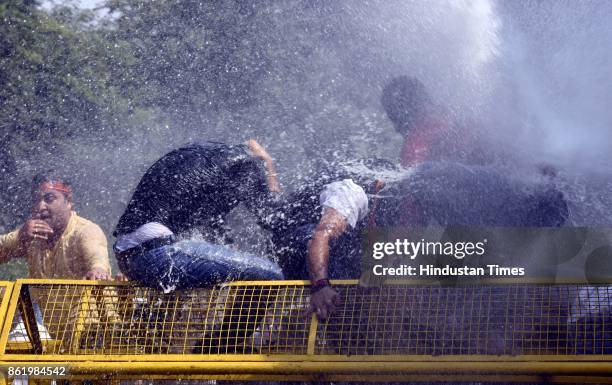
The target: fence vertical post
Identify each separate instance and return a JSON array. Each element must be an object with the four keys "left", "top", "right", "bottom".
[{"left": 18, "top": 284, "right": 42, "bottom": 354}]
